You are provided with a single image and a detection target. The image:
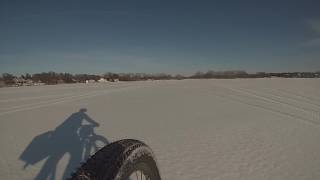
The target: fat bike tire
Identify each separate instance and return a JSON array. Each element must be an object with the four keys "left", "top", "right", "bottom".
[{"left": 69, "top": 139, "right": 161, "bottom": 180}]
